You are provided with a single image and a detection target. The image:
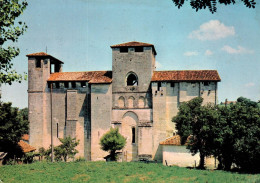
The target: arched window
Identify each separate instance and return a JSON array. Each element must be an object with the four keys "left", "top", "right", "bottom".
[
  {"left": 118, "top": 96, "right": 125, "bottom": 108},
  {"left": 128, "top": 96, "right": 135, "bottom": 108},
  {"left": 126, "top": 72, "right": 138, "bottom": 86},
  {"left": 138, "top": 96, "right": 145, "bottom": 108}
]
